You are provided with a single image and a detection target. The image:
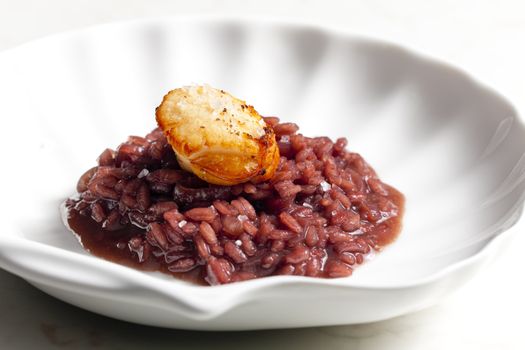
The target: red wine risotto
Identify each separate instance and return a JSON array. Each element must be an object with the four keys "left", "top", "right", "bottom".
[{"left": 65, "top": 86, "right": 404, "bottom": 286}]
